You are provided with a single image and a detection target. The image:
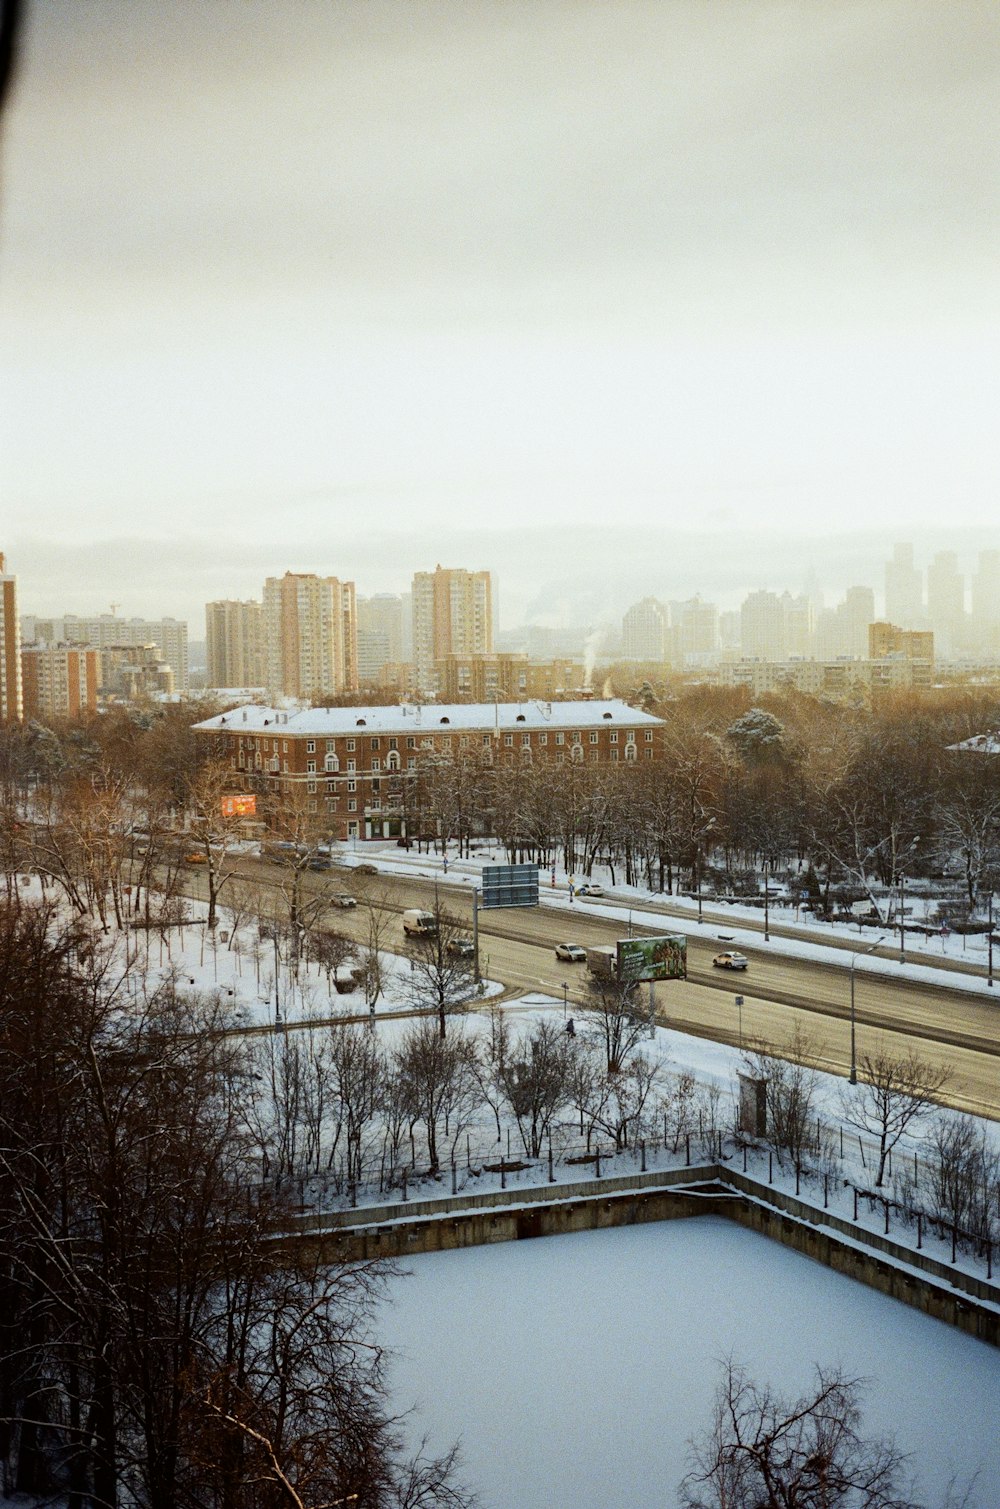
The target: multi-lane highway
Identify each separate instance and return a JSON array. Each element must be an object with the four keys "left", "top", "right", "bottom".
[{"left": 176, "top": 854, "right": 1000, "bottom": 1118}]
